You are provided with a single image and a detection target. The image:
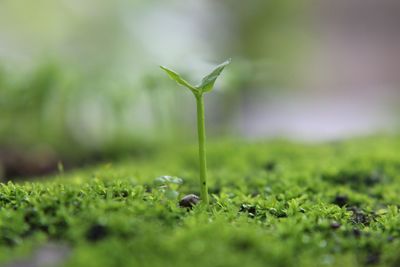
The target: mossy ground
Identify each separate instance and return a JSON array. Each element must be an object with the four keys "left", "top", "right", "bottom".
[{"left": 1, "top": 136, "right": 400, "bottom": 267}]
